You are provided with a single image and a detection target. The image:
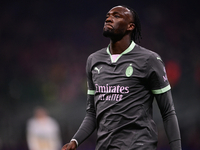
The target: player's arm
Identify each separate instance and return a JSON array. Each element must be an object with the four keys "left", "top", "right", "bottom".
[
  {"left": 71, "top": 93, "right": 97, "bottom": 143},
  {"left": 147, "top": 52, "right": 182, "bottom": 150},
  {"left": 155, "top": 90, "right": 182, "bottom": 150}
]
